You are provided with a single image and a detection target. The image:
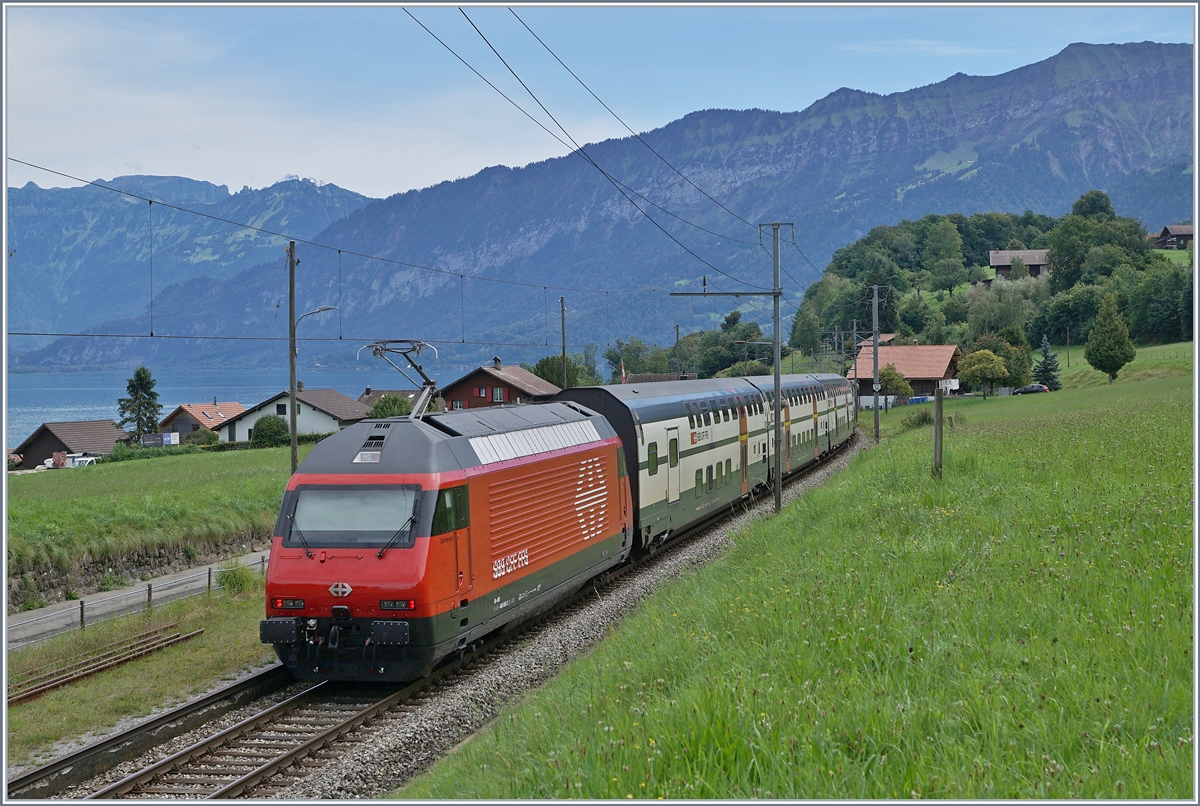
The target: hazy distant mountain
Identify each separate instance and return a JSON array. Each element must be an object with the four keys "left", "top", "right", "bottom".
[
  {"left": 10, "top": 41, "right": 1192, "bottom": 372},
  {"left": 7, "top": 176, "right": 374, "bottom": 344}
]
